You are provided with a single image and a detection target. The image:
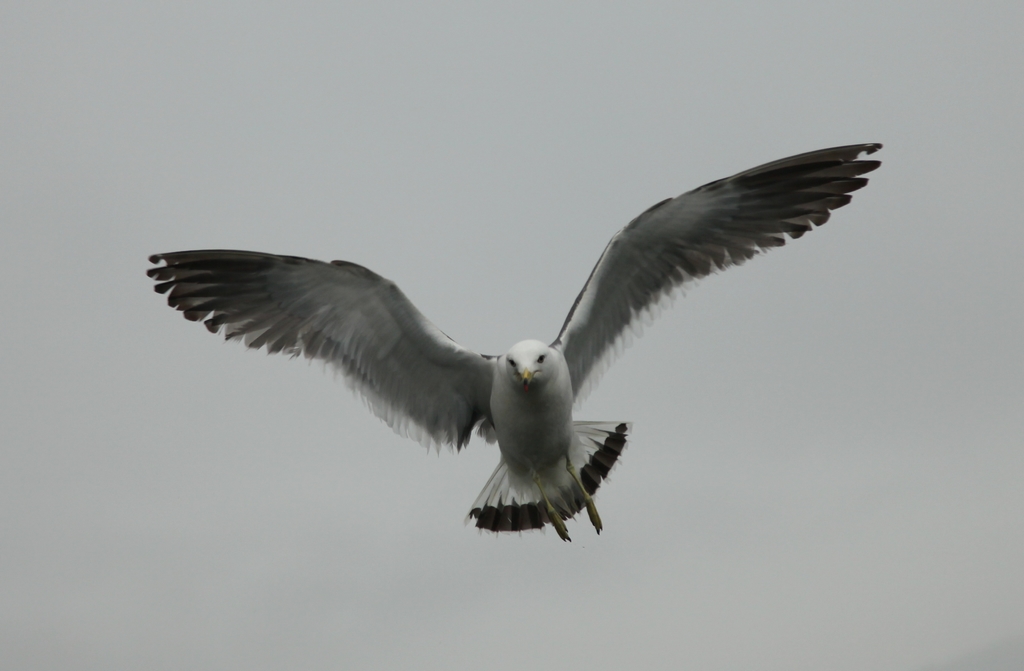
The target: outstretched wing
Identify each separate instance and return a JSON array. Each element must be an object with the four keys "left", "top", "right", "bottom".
[
  {"left": 554, "top": 143, "right": 882, "bottom": 401},
  {"left": 148, "top": 250, "right": 494, "bottom": 449}
]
